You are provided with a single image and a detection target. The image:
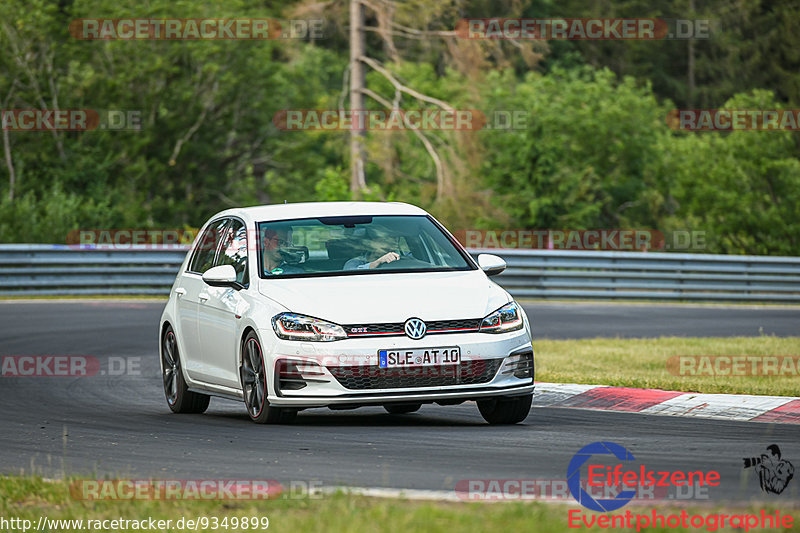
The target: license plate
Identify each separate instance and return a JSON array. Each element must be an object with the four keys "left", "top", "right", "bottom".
[{"left": 378, "top": 347, "right": 461, "bottom": 368}]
